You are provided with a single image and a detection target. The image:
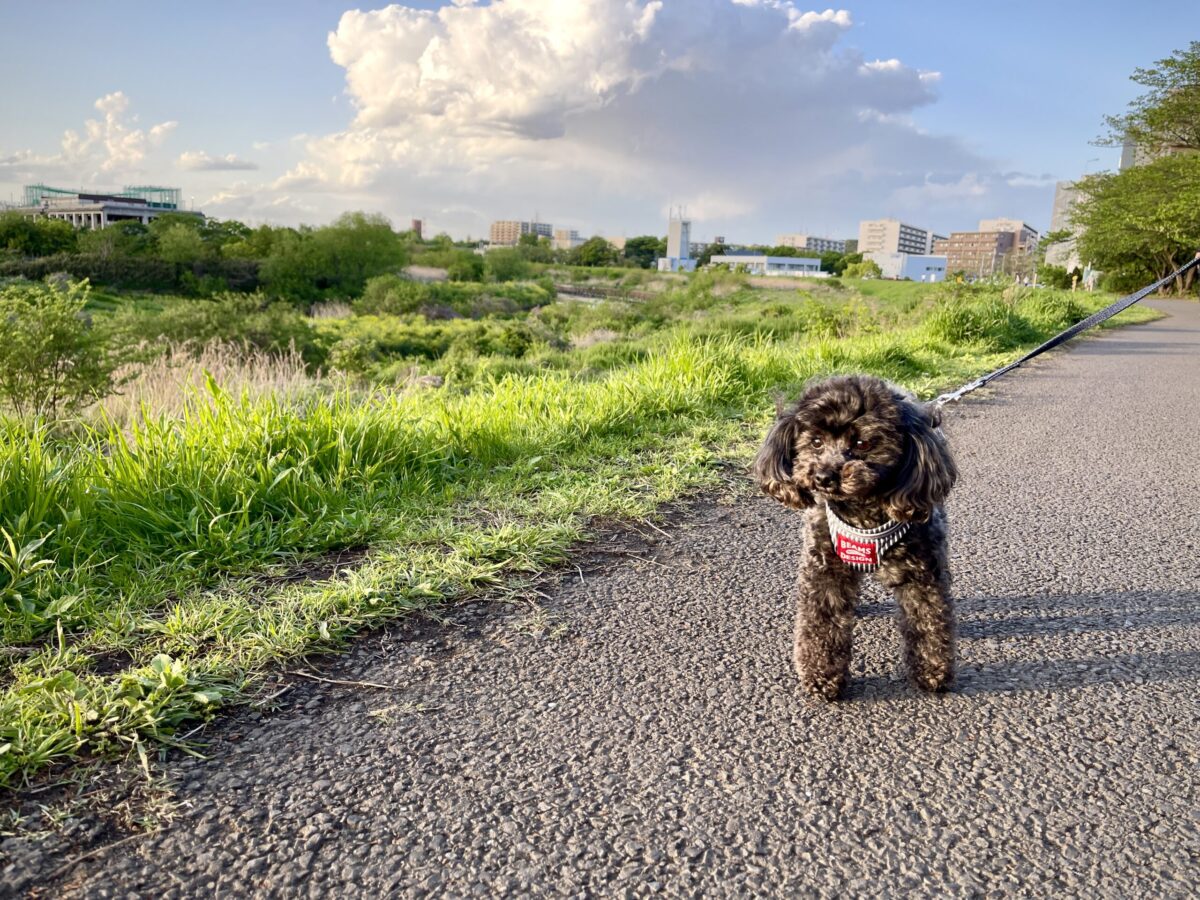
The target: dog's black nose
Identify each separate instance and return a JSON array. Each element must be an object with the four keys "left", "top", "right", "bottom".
[{"left": 813, "top": 470, "right": 839, "bottom": 489}]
